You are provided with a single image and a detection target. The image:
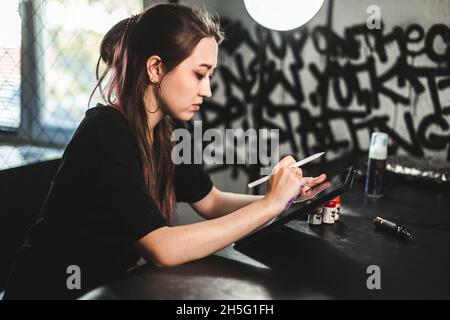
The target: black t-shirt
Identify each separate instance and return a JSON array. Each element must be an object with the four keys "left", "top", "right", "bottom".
[{"left": 4, "top": 104, "right": 213, "bottom": 300}]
